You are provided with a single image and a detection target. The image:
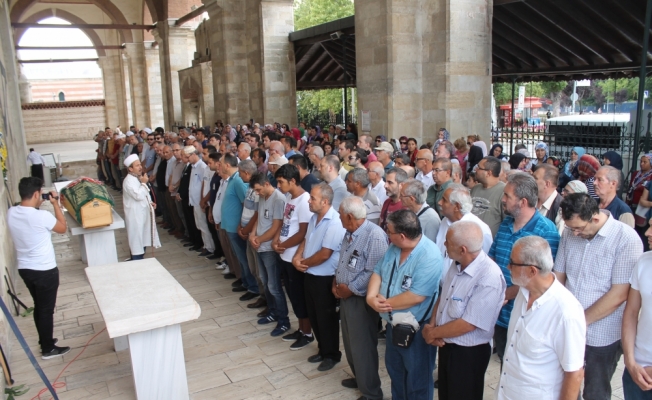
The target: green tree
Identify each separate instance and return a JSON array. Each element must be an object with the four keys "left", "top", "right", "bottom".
[
  {"left": 294, "top": 0, "right": 355, "bottom": 123},
  {"left": 540, "top": 81, "right": 568, "bottom": 117}
]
